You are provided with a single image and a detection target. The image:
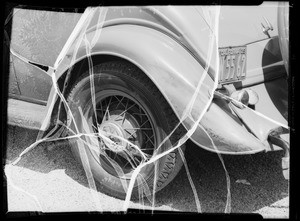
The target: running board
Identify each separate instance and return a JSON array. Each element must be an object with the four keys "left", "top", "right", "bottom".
[{"left": 7, "top": 98, "right": 47, "bottom": 130}]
